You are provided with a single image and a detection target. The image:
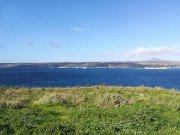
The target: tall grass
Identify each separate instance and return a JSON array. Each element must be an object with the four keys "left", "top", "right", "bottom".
[{"left": 0, "top": 86, "right": 180, "bottom": 134}]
